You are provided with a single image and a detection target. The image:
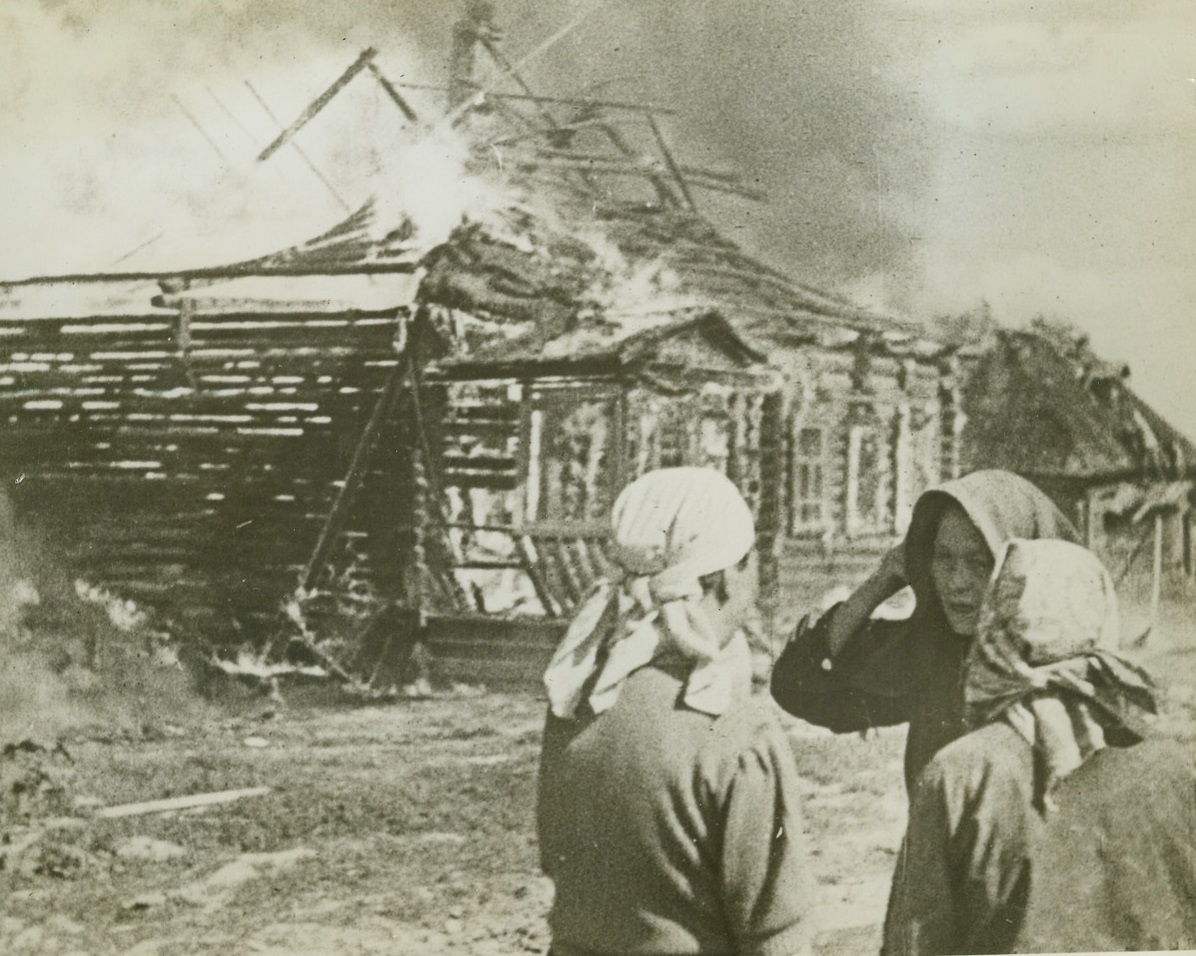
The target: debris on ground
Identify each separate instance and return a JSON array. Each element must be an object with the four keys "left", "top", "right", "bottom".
[
  {"left": 0, "top": 739, "right": 75, "bottom": 829},
  {"left": 115, "top": 836, "right": 187, "bottom": 863},
  {"left": 174, "top": 848, "right": 317, "bottom": 911}
]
